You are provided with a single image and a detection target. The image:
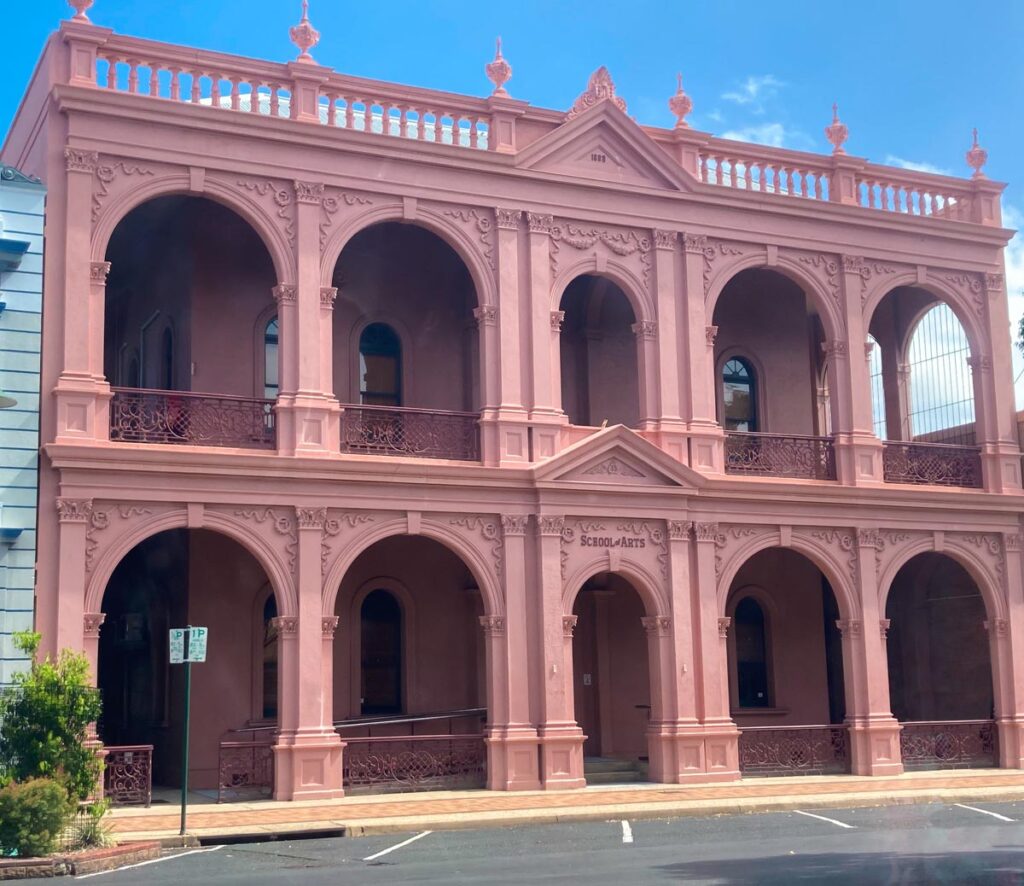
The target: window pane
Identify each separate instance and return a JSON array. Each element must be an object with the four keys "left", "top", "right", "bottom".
[
  {"left": 264, "top": 318, "right": 279, "bottom": 399},
  {"left": 359, "top": 323, "right": 401, "bottom": 406}
]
